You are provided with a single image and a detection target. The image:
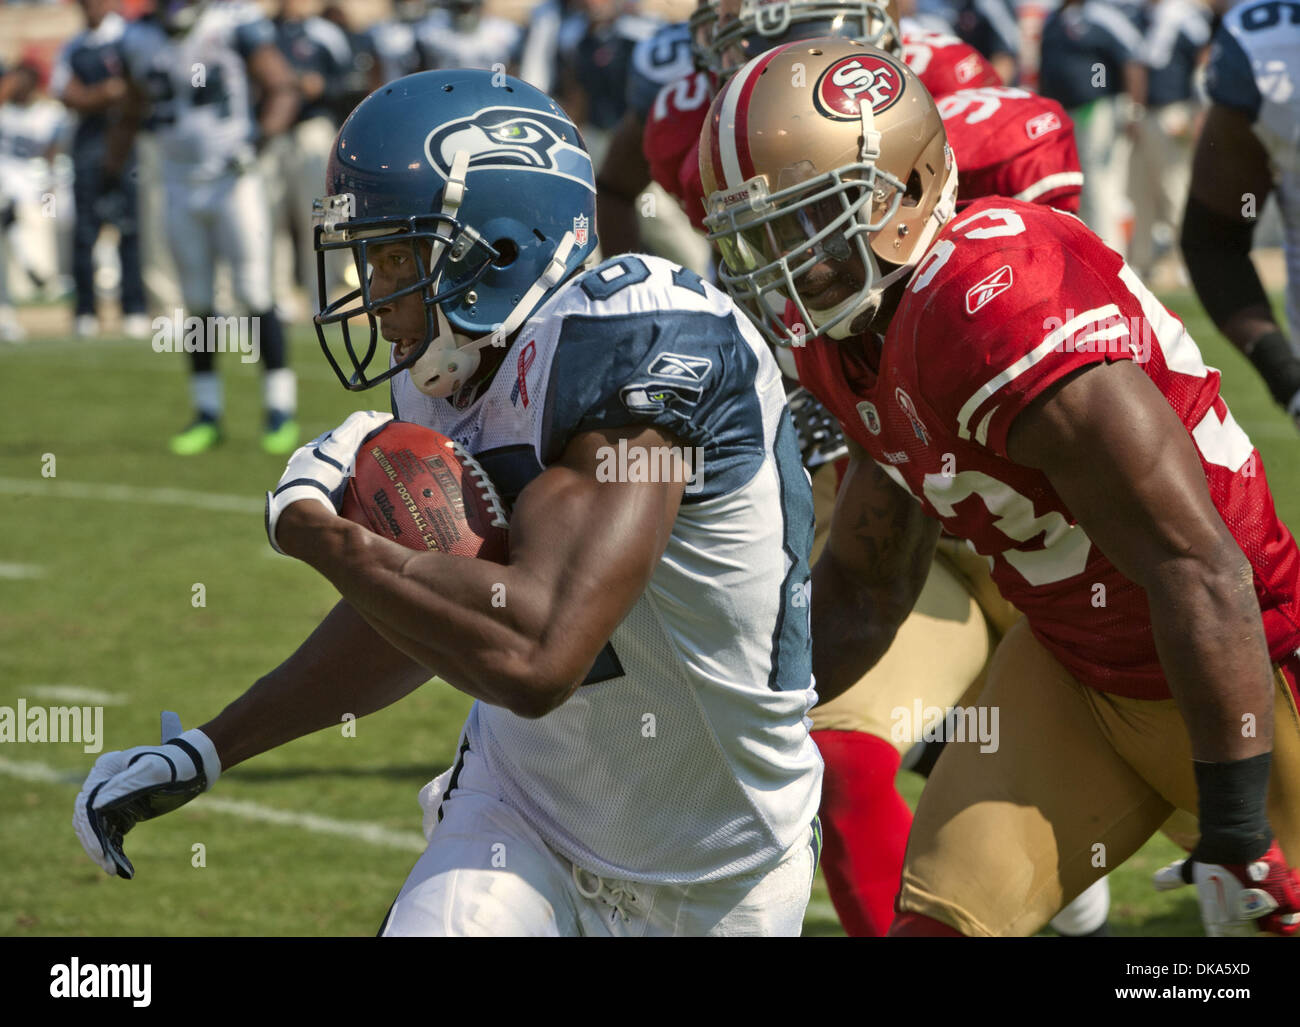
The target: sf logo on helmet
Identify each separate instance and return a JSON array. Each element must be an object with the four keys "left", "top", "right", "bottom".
[
  {"left": 814, "top": 54, "right": 905, "bottom": 120},
  {"left": 424, "top": 107, "right": 595, "bottom": 191}
]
